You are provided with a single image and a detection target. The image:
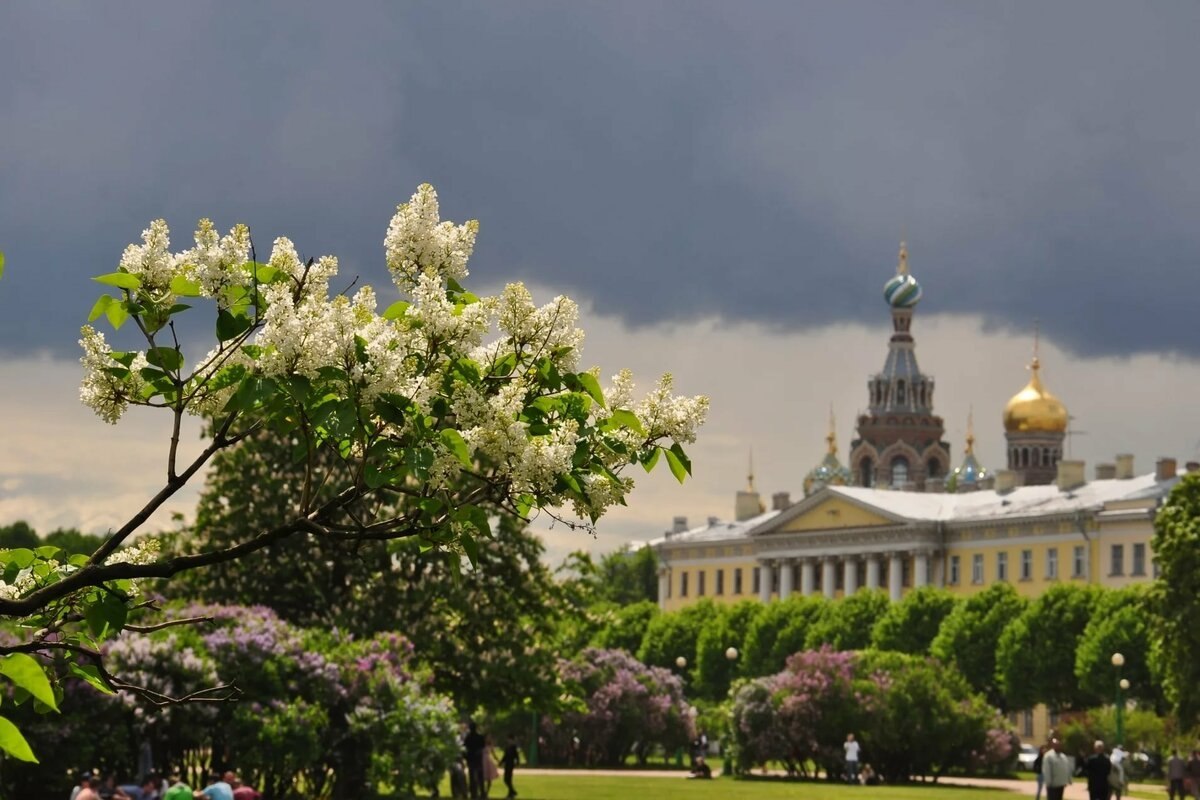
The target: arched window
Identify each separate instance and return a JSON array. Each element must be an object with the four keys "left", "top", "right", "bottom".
[
  {"left": 927, "top": 458, "right": 940, "bottom": 479},
  {"left": 1042, "top": 447, "right": 1051, "bottom": 466},
  {"left": 891, "top": 456, "right": 909, "bottom": 487},
  {"left": 860, "top": 459, "right": 874, "bottom": 487},
  {"left": 896, "top": 380, "right": 906, "bottom": 404}
]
